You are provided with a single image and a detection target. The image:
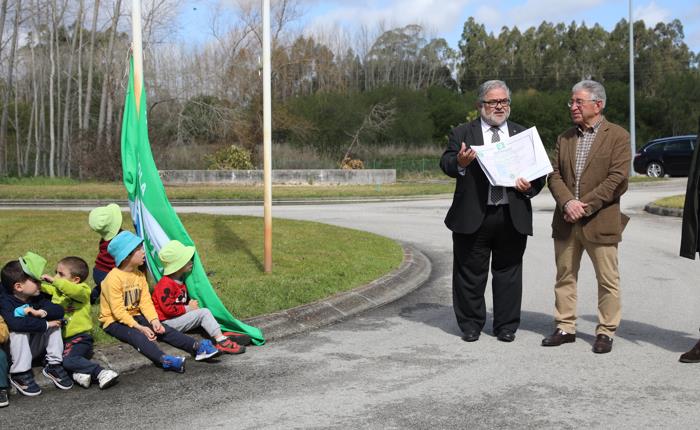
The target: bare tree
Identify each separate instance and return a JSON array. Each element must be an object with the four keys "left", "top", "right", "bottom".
[
  {"left": 81, "top": 0, "right": 99, "bottom": 131},
  {"left": 0, "top": 0, "right": 21, "bottom": 175}
]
